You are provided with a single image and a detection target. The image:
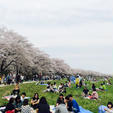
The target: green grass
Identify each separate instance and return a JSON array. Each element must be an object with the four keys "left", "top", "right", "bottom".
[{"left": 0, "top": 79, "right": 113, "bottom": 113}]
